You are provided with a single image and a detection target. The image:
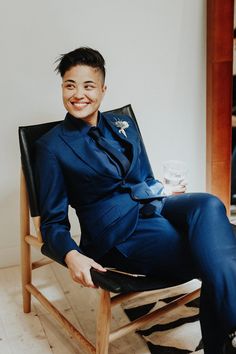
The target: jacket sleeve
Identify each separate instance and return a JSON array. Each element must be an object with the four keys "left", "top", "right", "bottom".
[{"left": 35, "top": 141, "right": 81, "bottom": 265}]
